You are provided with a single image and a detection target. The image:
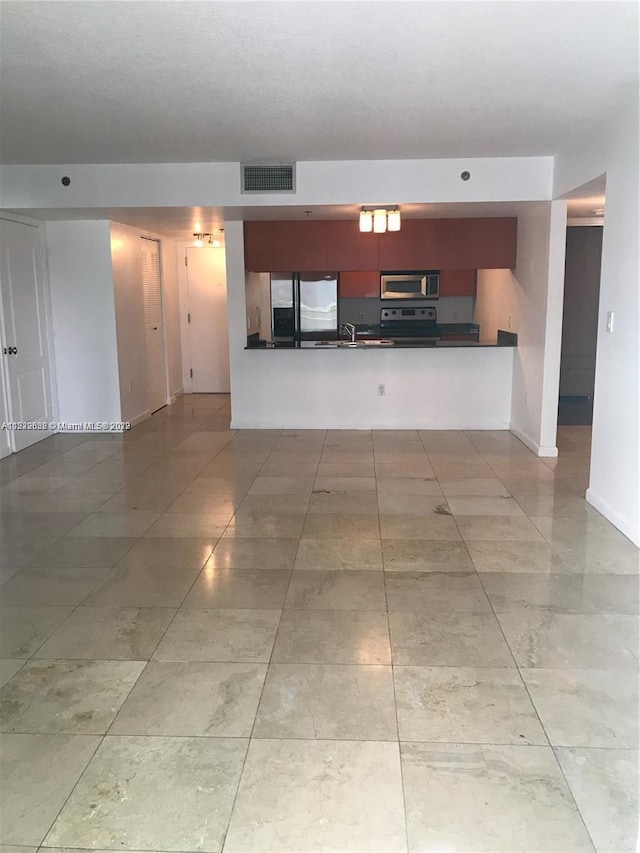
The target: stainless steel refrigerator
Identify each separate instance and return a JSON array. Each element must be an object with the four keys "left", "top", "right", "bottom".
[{"left": 271, "top": 272, "right": 338, "bottom": 345}]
